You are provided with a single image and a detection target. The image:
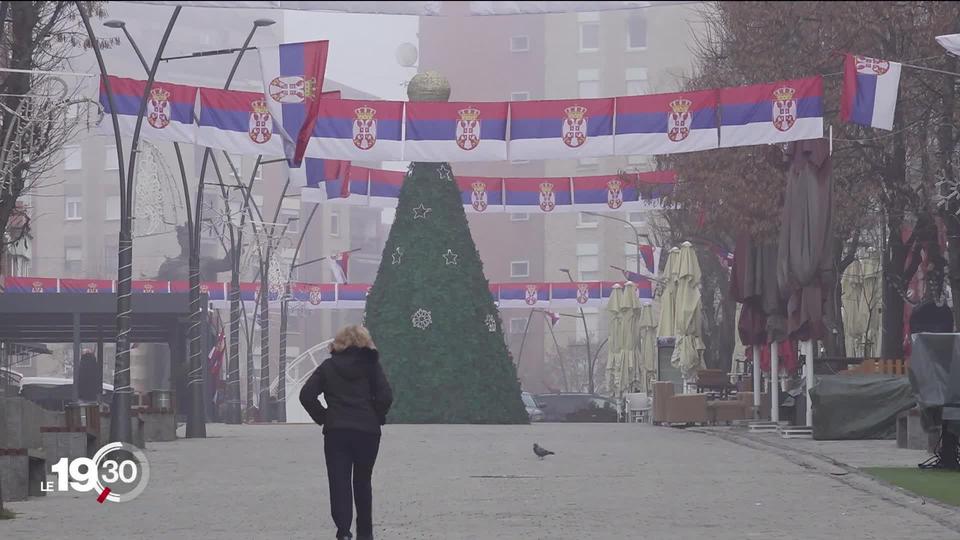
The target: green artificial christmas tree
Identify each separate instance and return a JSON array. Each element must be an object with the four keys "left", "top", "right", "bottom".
[{"left": 365, "top": 73, "right": 528, "bottom": 424}]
